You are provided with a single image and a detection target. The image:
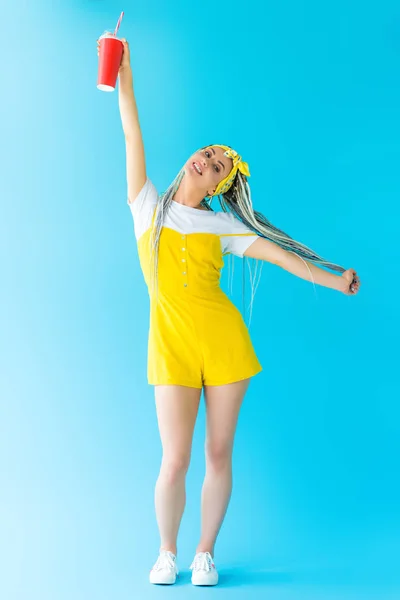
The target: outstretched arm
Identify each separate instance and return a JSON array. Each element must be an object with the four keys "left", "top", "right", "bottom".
[
  {"left": 97, "top": 37, "right": 147, "bottom": 202},
  {"left": 244, "top": 237, "right": 361, "bottom": 295},
  {"left": 117, "top": 41, "right": 147, "bottom": 204},
  {"left": 97, "top": 36, "right": 147, "bottom": 204}
]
